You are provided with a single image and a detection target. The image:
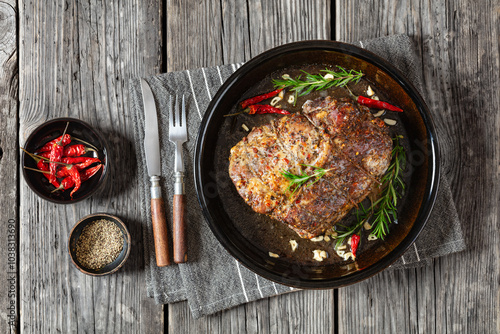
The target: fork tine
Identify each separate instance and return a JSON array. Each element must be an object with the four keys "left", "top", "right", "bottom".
[
  {"left": 169, "top": 95, "right": 174, "bottom": 129},
  {"left": 175, "top": 94, "right": 181, "bottom": 126},
  {"left": 181, "top": 95, "right": 186, "bottom": 128}
]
